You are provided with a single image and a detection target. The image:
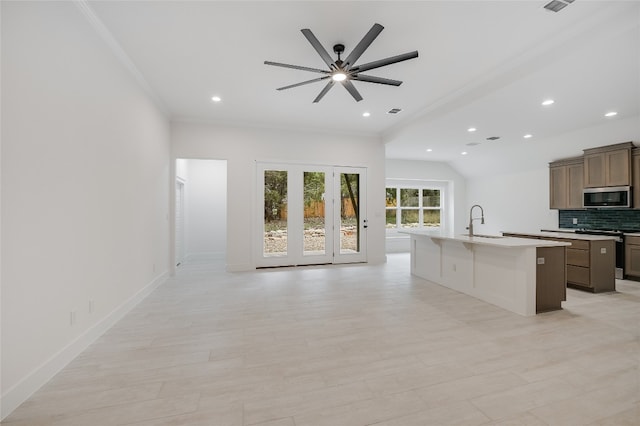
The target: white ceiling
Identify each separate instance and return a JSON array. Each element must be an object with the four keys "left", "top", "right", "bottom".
[{"left": 87, "top": 1, "right": 640, "bottom": 177}]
